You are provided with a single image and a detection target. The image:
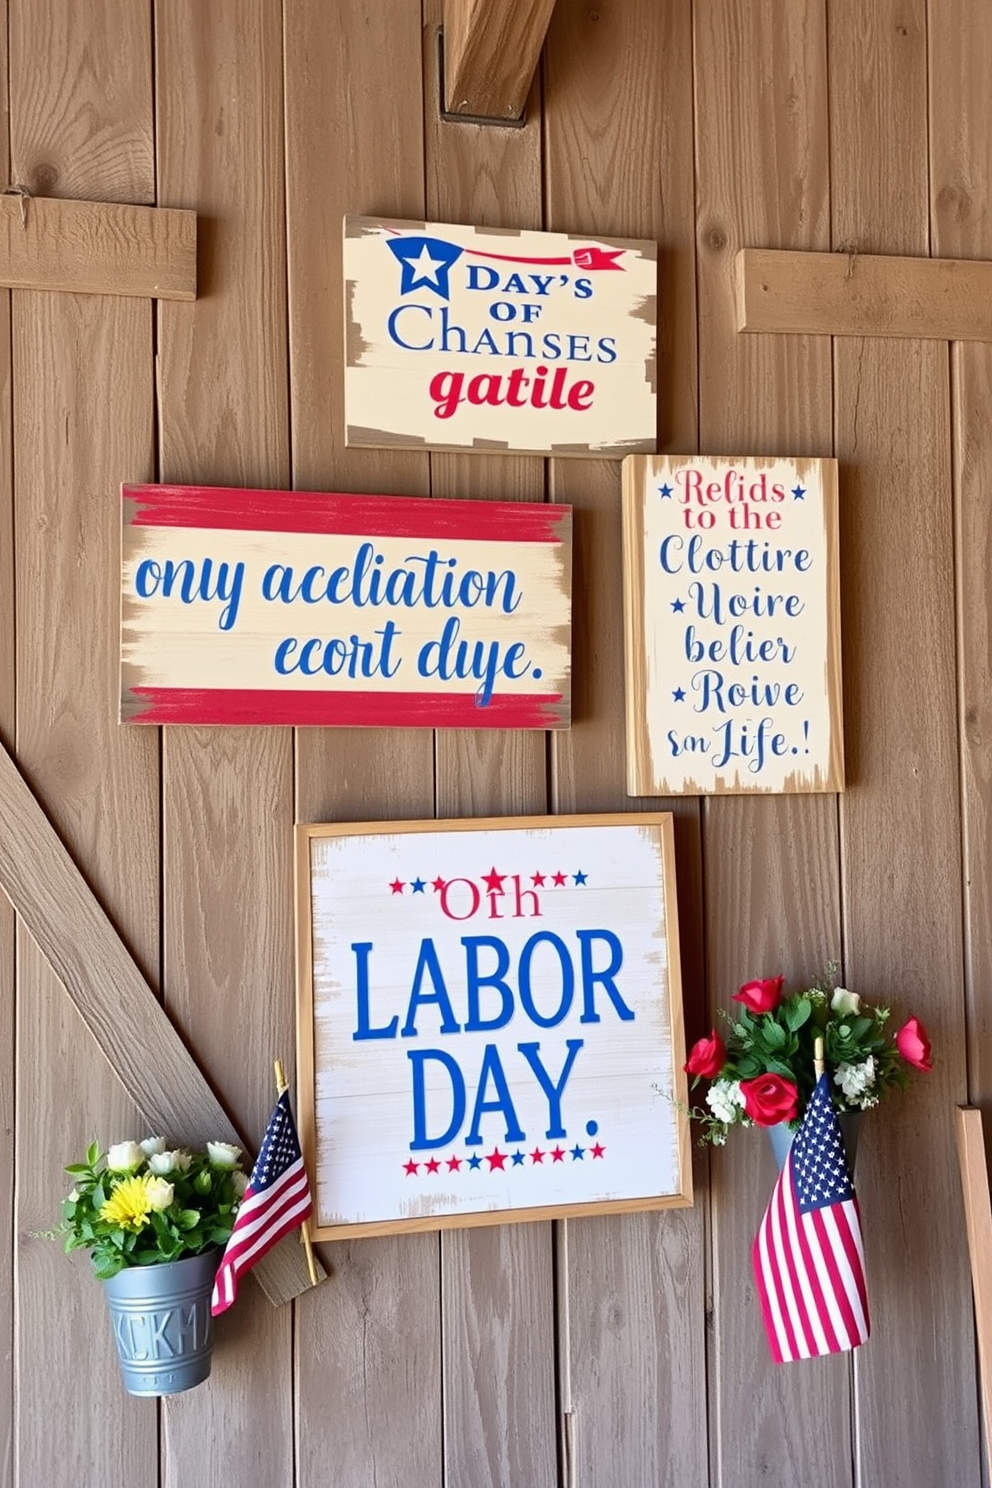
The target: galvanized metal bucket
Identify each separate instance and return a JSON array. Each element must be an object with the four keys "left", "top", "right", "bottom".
[{"left": 103, "top": 1248, "right": 220, "bottom": 1396}]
